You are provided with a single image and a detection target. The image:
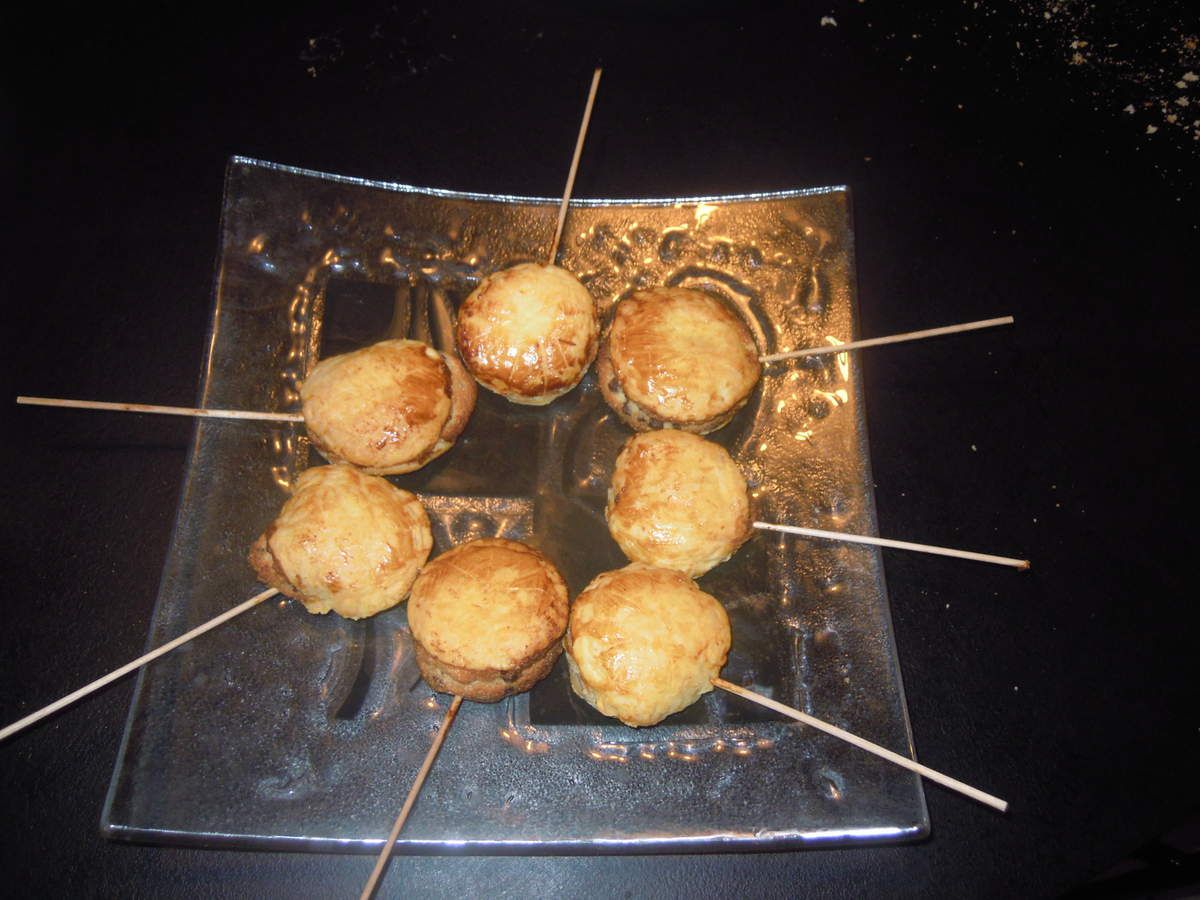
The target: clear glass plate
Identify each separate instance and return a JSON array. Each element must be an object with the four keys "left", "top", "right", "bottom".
[{"left": 101, "top": 156, "right": 928, "bottom": 851}]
